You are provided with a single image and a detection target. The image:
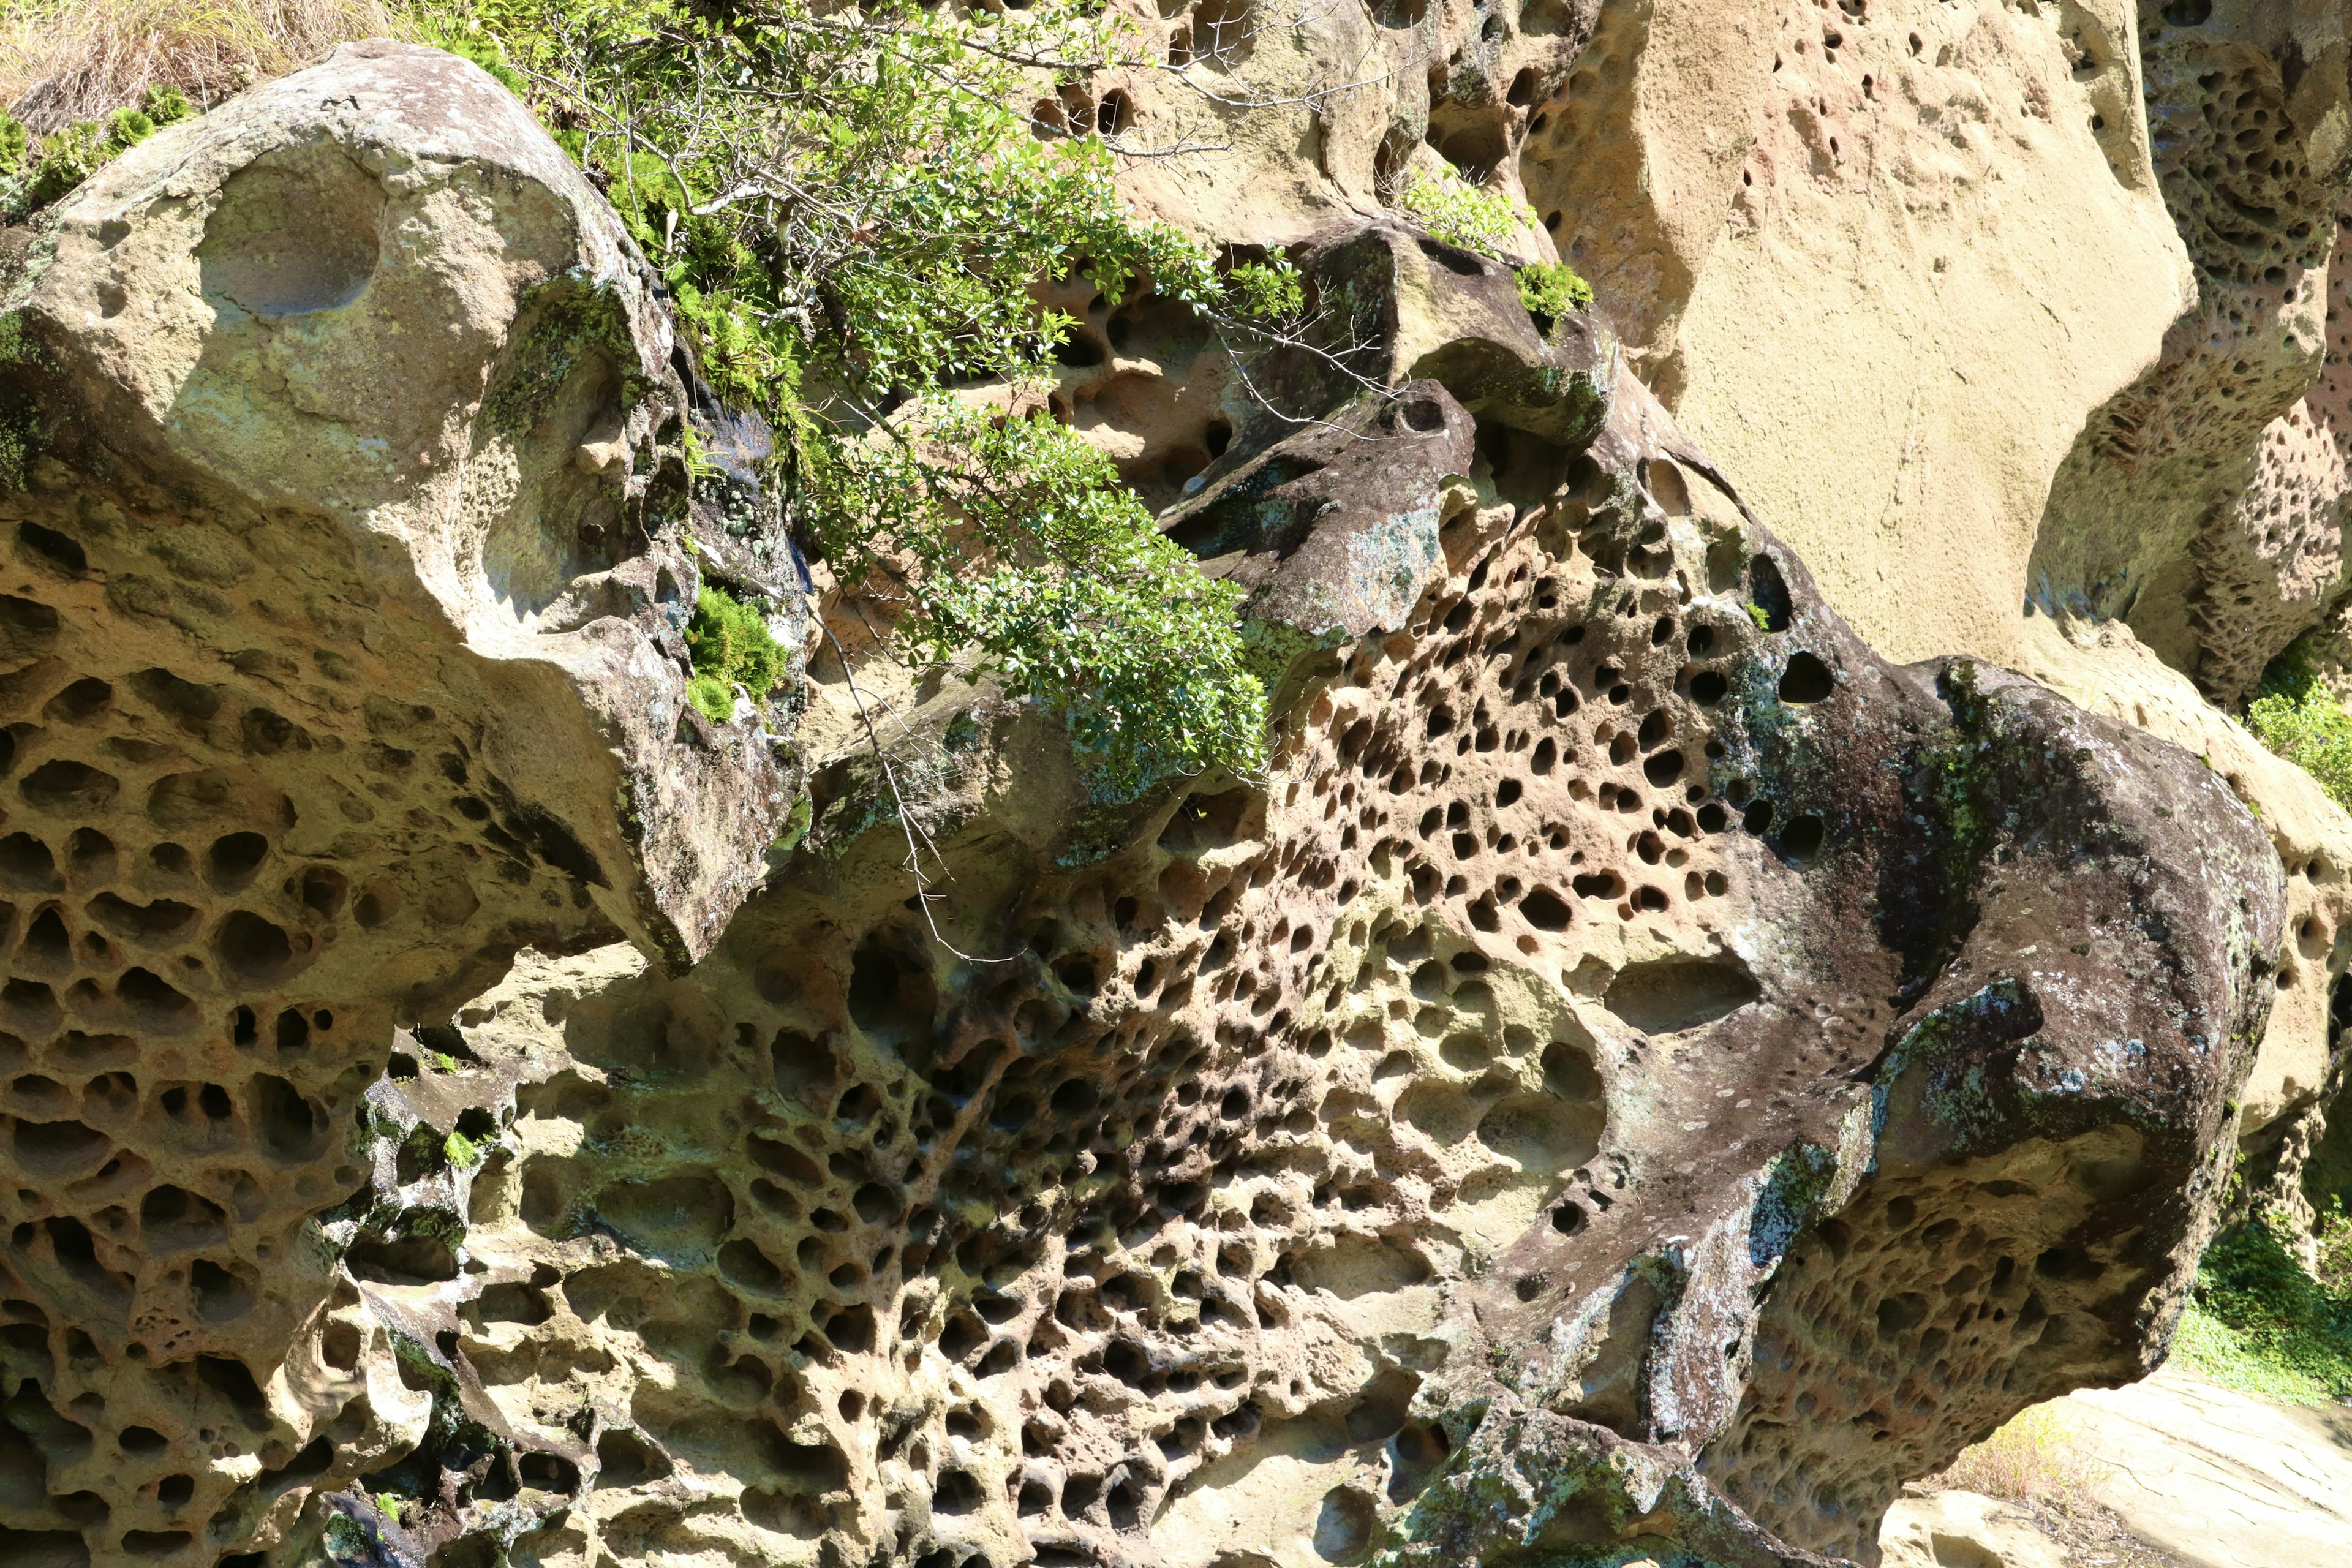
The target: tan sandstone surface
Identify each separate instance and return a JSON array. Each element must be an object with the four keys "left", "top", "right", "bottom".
[
  {"left": 0, "top": 0, "right": 2334, "bottom": 1565},
  {"left": 1875, "top": 1490, "right": 2066, "bottom": 1568},
  {"left": 2055, "top": 1366, "right": 2352, "bottom": 1568}
]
